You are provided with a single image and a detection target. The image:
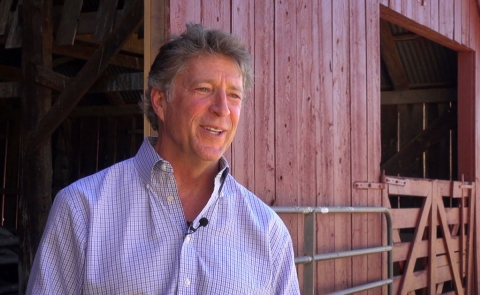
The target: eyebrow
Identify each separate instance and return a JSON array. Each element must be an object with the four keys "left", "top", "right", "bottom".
[{"left": 189, "top": 78, "right": 244, "bottom": 93}]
